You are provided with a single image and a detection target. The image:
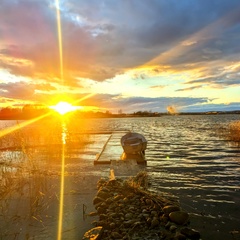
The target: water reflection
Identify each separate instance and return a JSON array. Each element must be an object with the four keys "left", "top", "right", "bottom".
[
  {"left": 0, "top": 115, "right": 240, "bottom": 239},
  {"left": 61, "top": 122, "right": 67, "bottom": 145}
]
